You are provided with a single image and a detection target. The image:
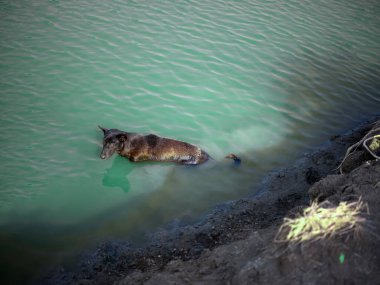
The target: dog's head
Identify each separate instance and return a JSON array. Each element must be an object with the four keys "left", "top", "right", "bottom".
[{"left": 98, "top": 126, "right": 127, "bottom": 159}]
